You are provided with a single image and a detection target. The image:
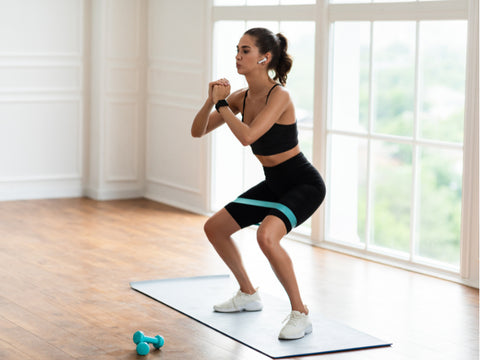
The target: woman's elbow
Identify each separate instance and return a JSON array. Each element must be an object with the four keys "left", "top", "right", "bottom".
[
  {"left": 191, "top": 128, "right": 203, "bottom": 138},
  {"left": 239, "top": 134, "right": 254, "bottom": 147}
]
